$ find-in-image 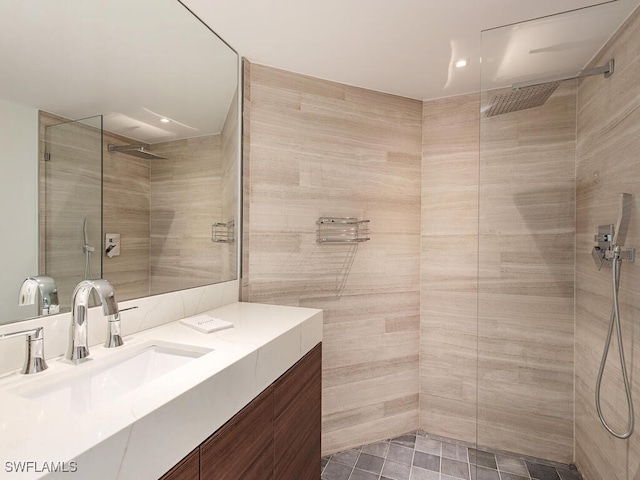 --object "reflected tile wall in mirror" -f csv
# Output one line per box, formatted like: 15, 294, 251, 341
0, 0, 240, 325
